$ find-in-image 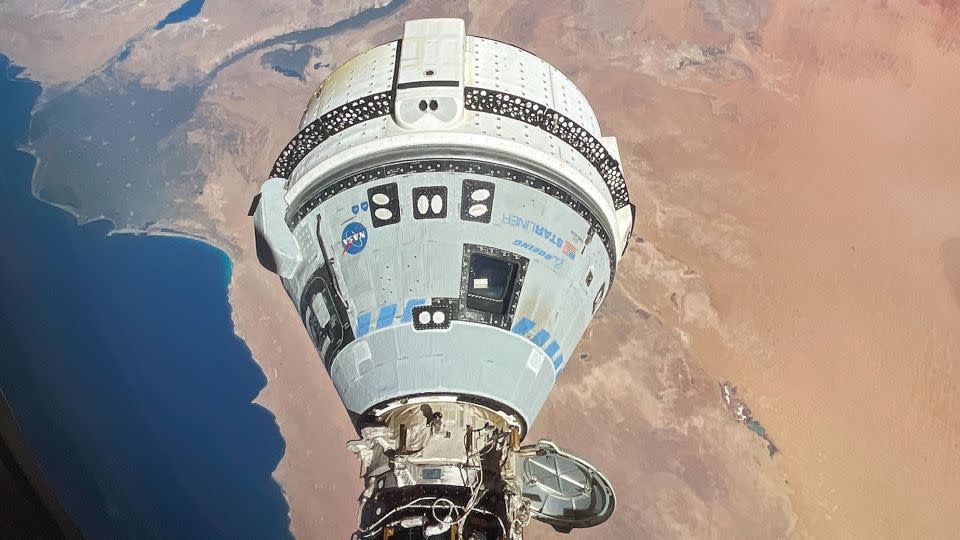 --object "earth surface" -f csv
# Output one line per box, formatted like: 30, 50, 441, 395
2, 0, 959, 538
